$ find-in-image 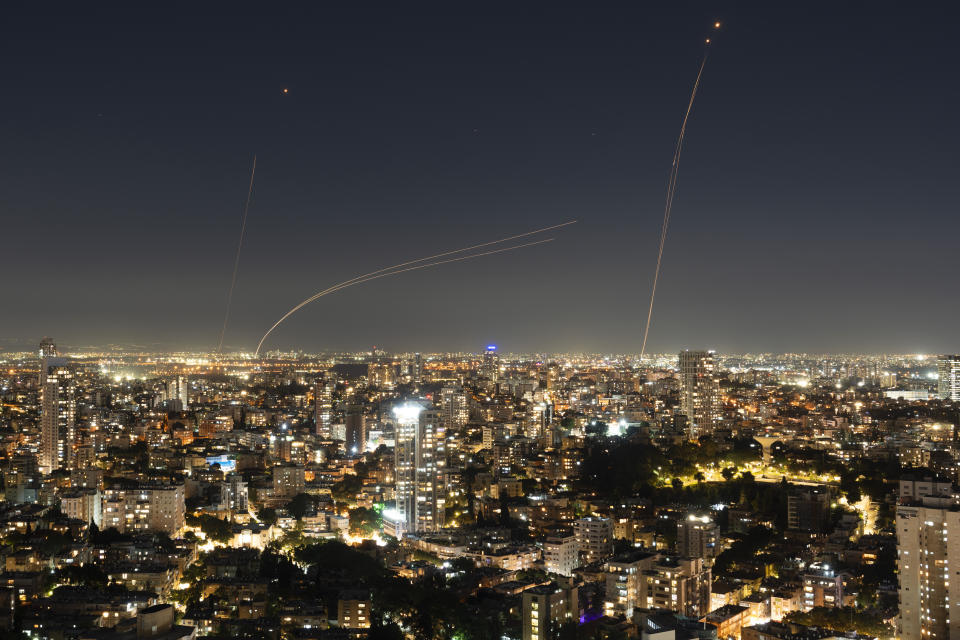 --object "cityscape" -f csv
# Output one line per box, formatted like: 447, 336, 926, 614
4, 3, 959, 640
0, 343, 957, 639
